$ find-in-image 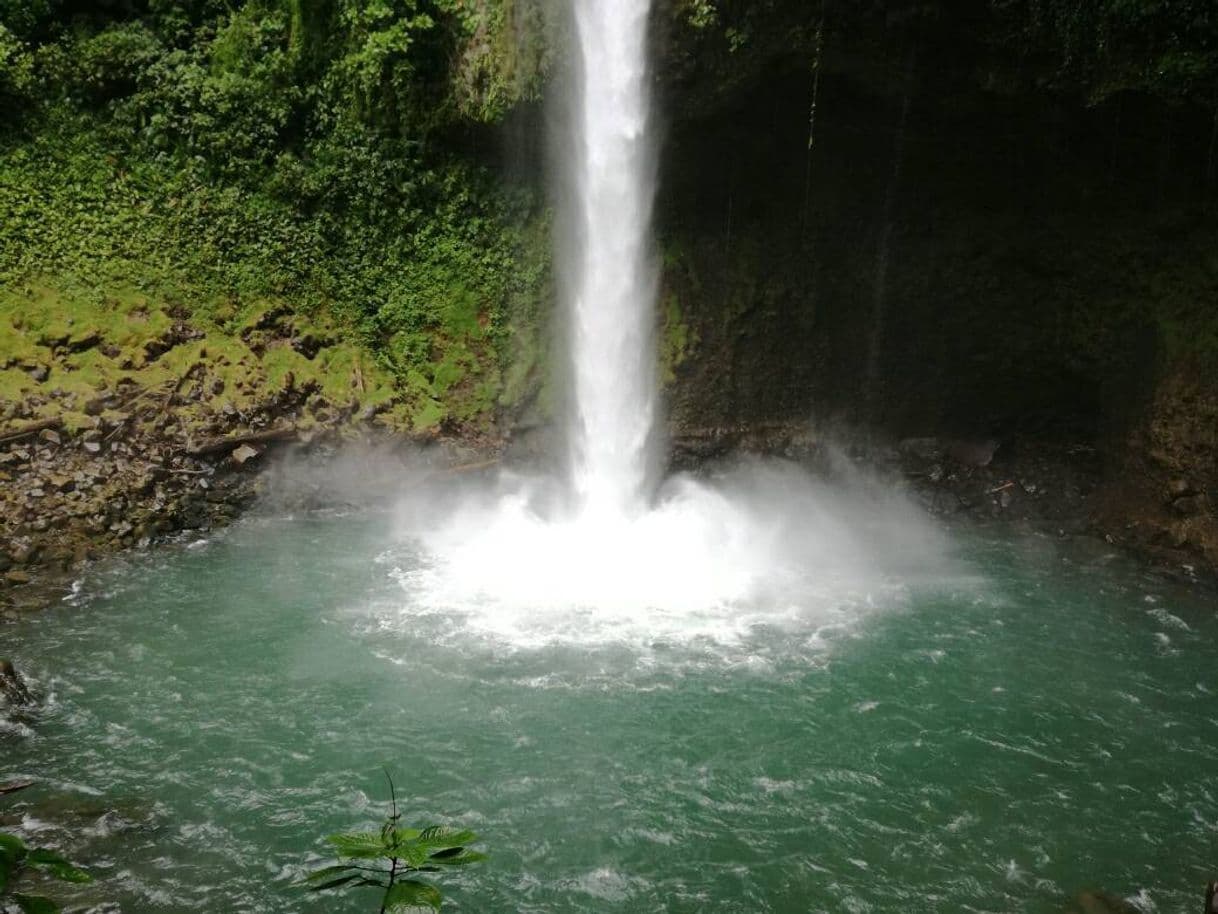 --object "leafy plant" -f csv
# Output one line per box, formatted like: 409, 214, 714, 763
306, 775, 485, 913
0, 832, 92, 914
